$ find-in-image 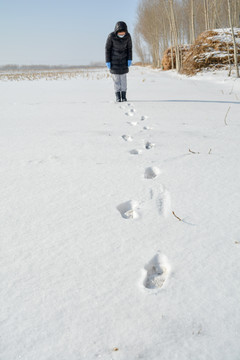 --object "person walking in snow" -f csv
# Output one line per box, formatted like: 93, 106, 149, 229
105, 21, 132, 102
